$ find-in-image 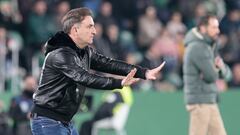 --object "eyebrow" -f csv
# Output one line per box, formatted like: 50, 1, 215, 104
79, 22, 94, 26
88, 24, 95, 28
